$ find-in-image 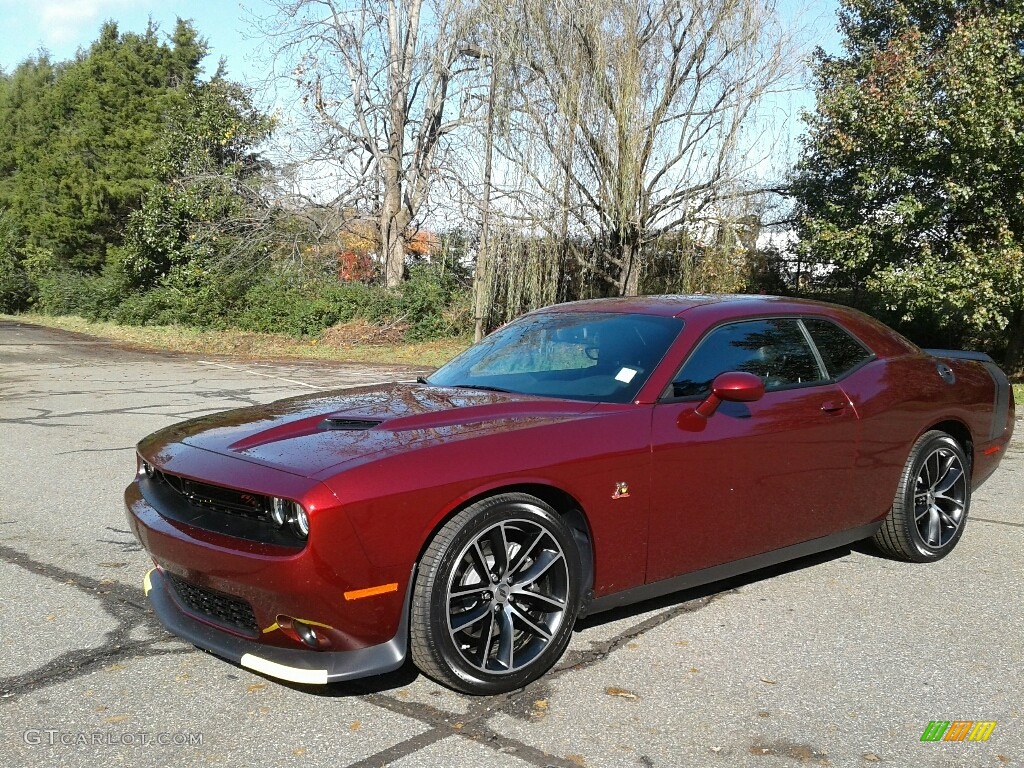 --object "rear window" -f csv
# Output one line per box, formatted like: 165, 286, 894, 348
803, 319, 873, 378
